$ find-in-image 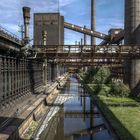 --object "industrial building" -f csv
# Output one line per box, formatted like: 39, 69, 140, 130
34, 13, 64, 46
0, 0, 140, 139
